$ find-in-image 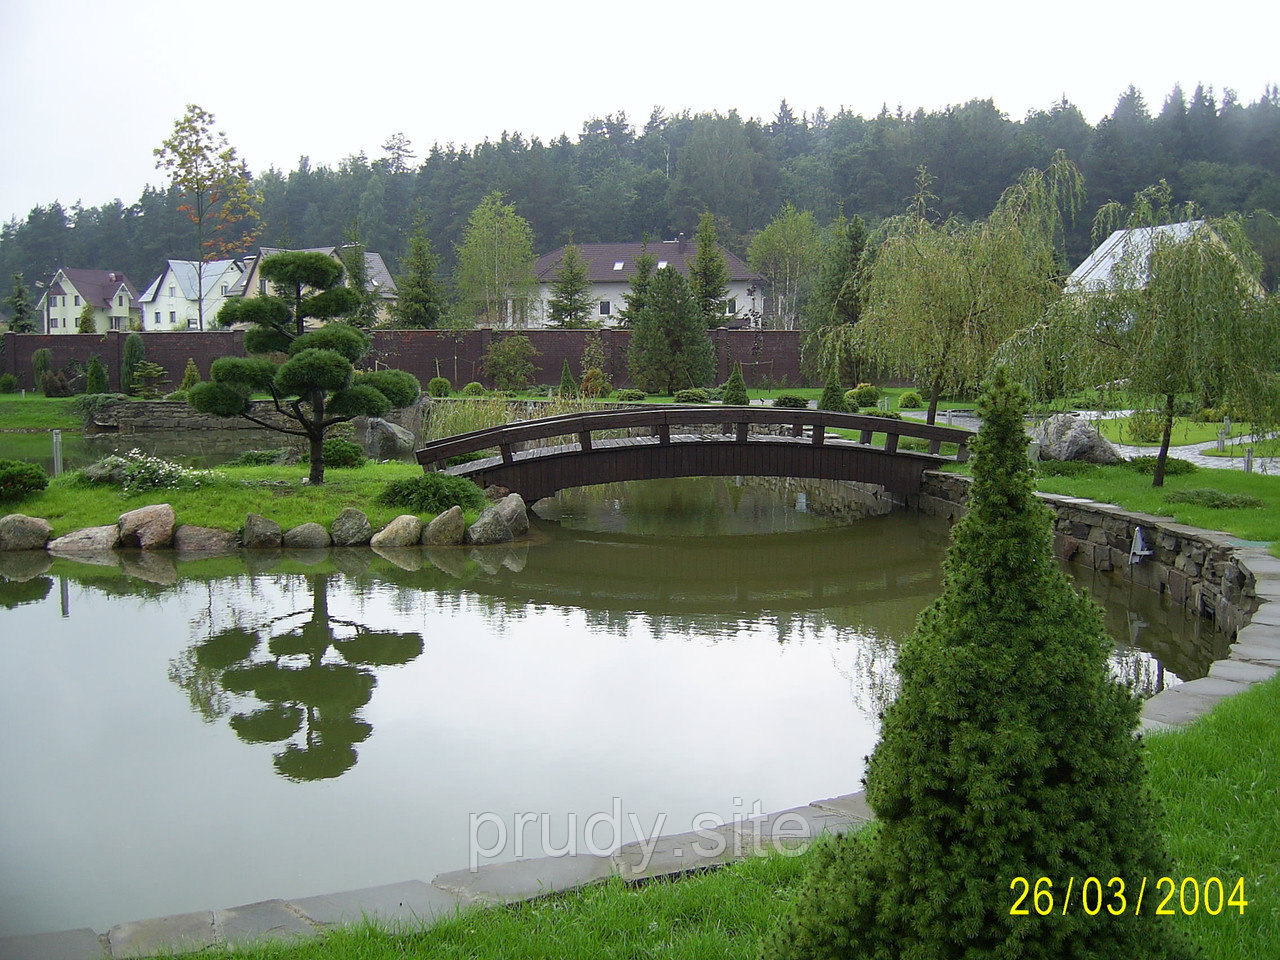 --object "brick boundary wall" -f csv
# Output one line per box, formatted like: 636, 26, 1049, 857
2, 329, 808, 393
